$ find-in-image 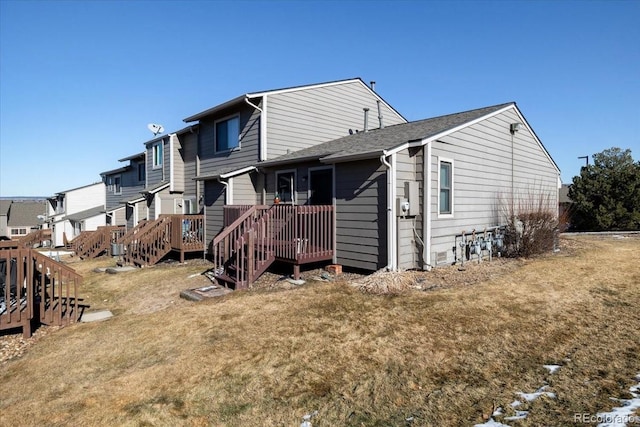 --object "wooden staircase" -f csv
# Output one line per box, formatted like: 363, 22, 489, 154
75, 226, 126, 259
211, 205, 334, 289
0, 229, 51, 250
121, 215, 204, 267
0, 249, 82, 338
211, 206, 274, 289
